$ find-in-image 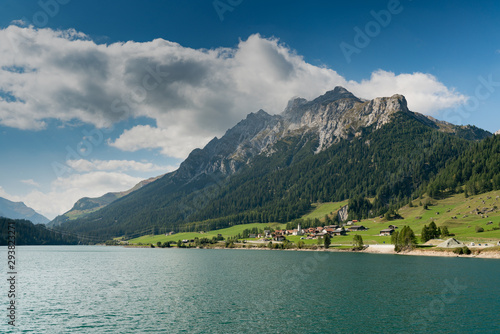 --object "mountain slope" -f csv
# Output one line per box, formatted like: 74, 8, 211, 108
427, 133, 500, 197
58, 87, 491, 241
0, 197, 49, 224
48, 174, 164, 227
